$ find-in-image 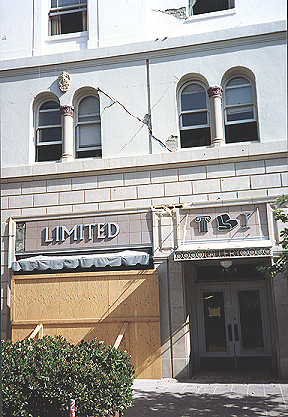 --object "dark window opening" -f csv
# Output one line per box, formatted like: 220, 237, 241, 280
49, 0, 87, 35
179, 83, 211, 148
37, 144, 62, 162
224, 77, 258, 143
180, 127, 211, 148
76, 149, 102, 159
192, 0, 234, 15
225, 121, 258, 143
76, 95, 102, 159
36, 100, 62, 162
